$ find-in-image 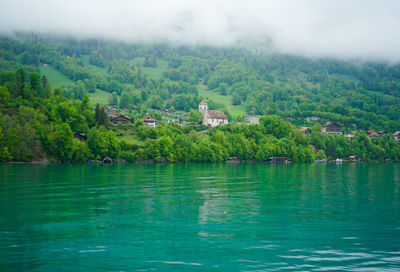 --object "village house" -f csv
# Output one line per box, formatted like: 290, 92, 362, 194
322, 122, 342, 135
378, 131, 388, 137
301, 127, 311, 135
199, 101, 228, 127
73, 132, 87, 141
367, 130, 378, 137
244, 115, 259, 125
305, 116, 321, 122
394, 131, 400, 141
110, 115, 130, 124
143, 113, 157, 127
